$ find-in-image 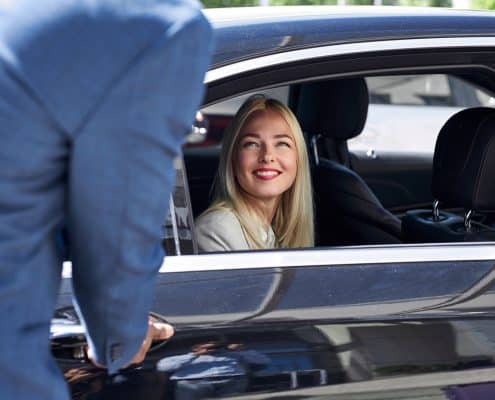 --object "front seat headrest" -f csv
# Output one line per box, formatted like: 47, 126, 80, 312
432, 107, 495, 212
296, 78, 369, 140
